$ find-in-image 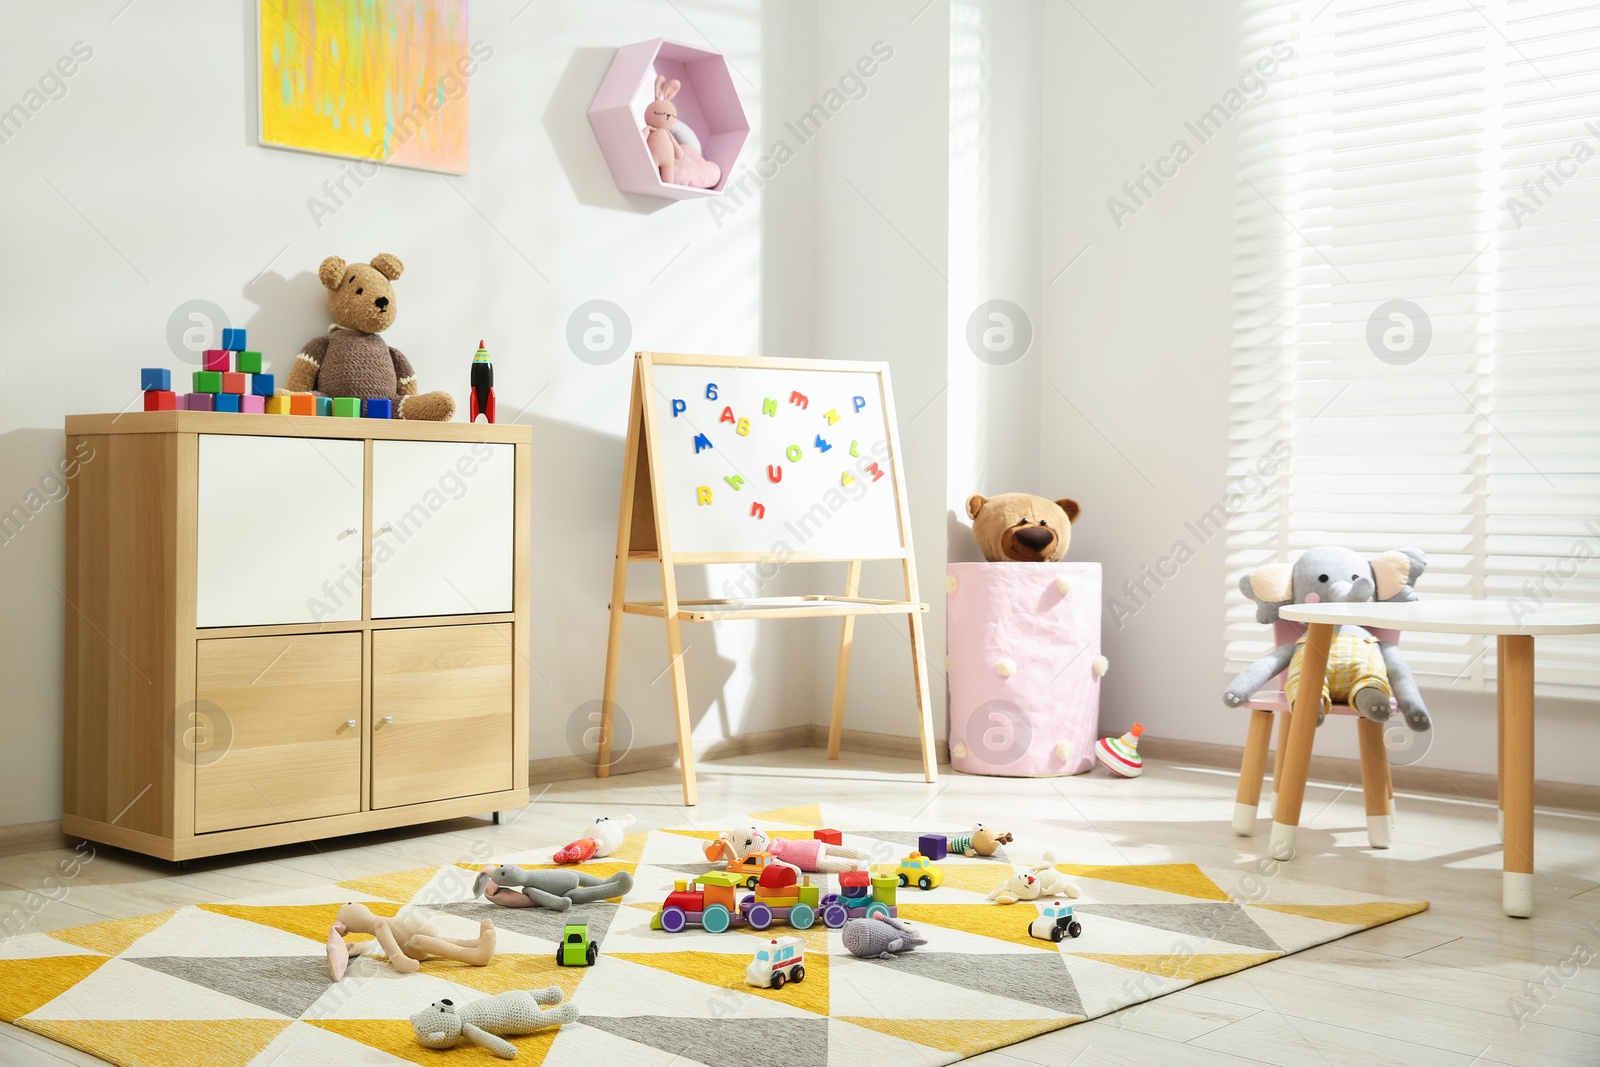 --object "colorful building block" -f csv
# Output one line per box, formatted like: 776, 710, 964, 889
221, 327, 247, 351
183, 393, 213, 411
265, 395, 292, 415
364, 397, 392, 419
221, 372, 247, 395
143, 389, 177, 411
331, 397, 359, 418
234, 350, 262, 374
240, 394, 266, 414
192, 370, 222, 393
213, 393, 241, 413
814, 829, 842, 845
202, 350, 230, 372
250, 372, 275, 396
140, 368, 171, 391
870, 874, 899, 907
314, 396, 333, 416
289, 394, 315, 416
917, 834, 948, 861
